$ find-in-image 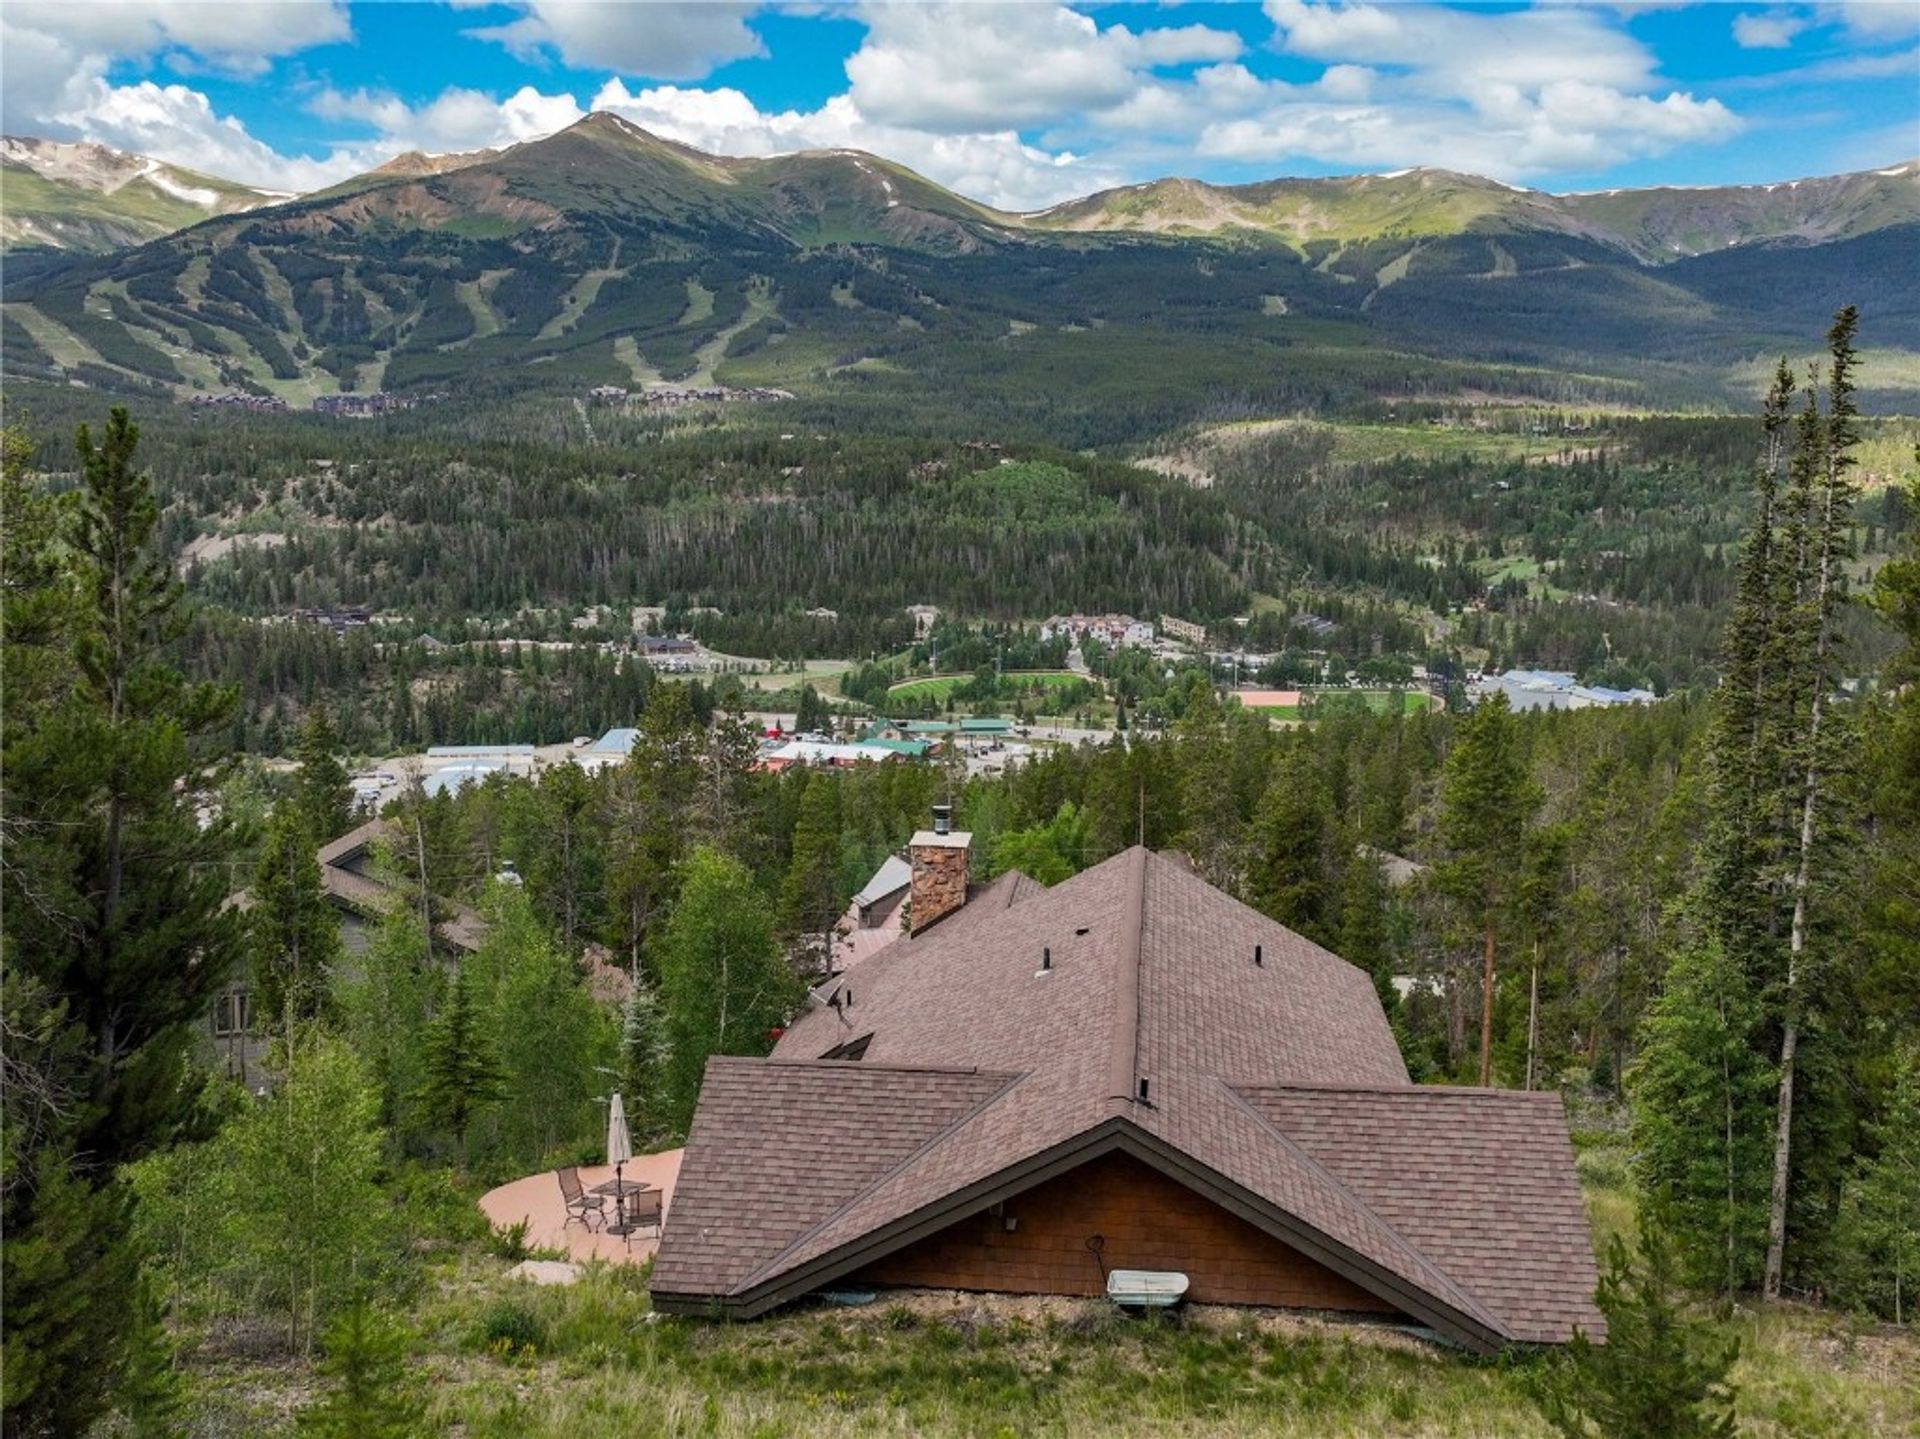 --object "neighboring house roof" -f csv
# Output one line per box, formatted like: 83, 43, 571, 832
652, 847, 1600, 1349
592, 727, 639, 754
317, 819, 485, 954
853, 855, 912, 910
1356, 843, 1430, 889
